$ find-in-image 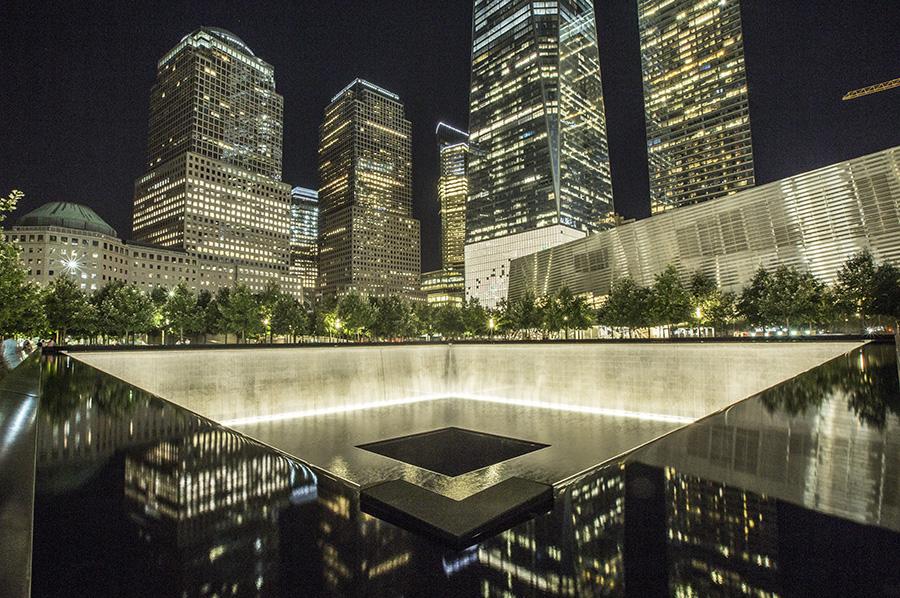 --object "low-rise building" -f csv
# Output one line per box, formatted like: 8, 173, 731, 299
5, 201, 210, 291
420, 269, 465, 307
